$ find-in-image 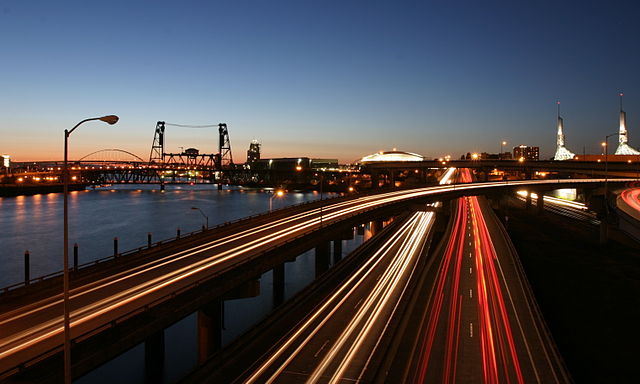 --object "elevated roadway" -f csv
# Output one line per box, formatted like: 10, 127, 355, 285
0, 177, 631, 381
382, 170, 570, 383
